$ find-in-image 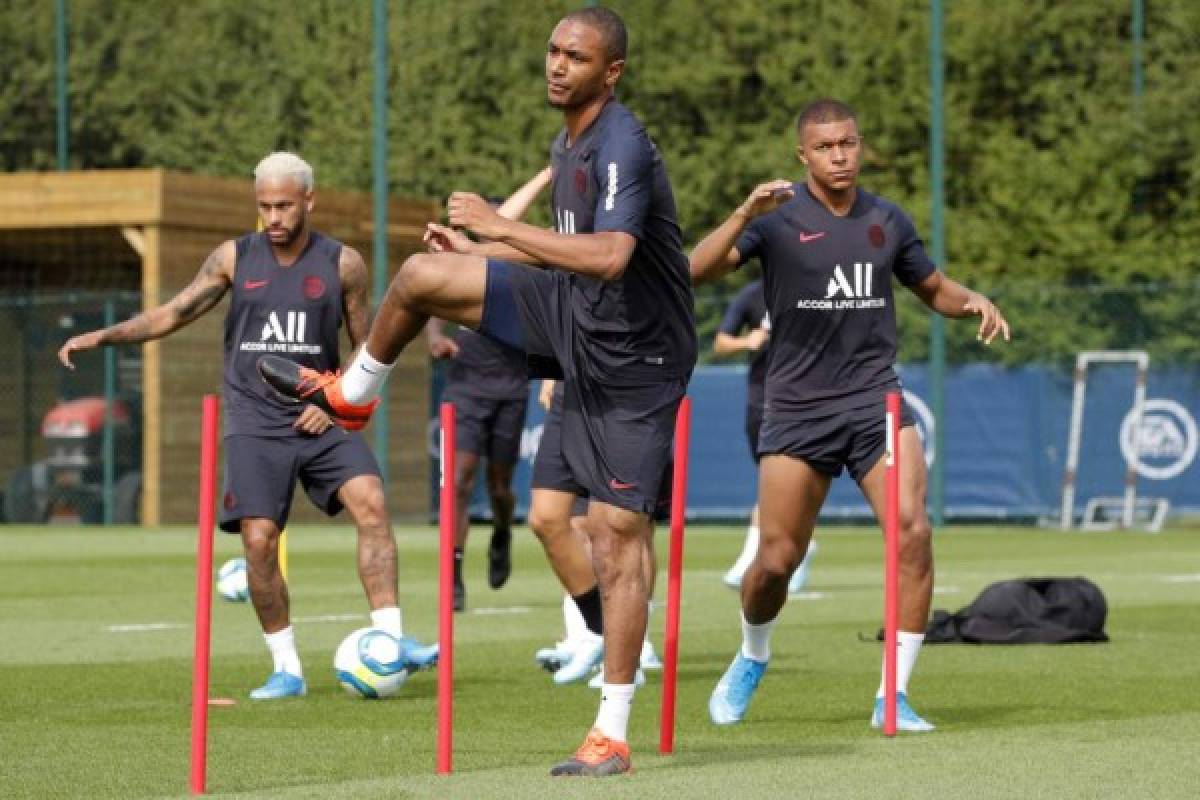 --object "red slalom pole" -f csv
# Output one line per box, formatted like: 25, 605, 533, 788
436, 402, 456, 775
189, 394, 219, 794
883, 391, 901, 737
659, 396, 691, 754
